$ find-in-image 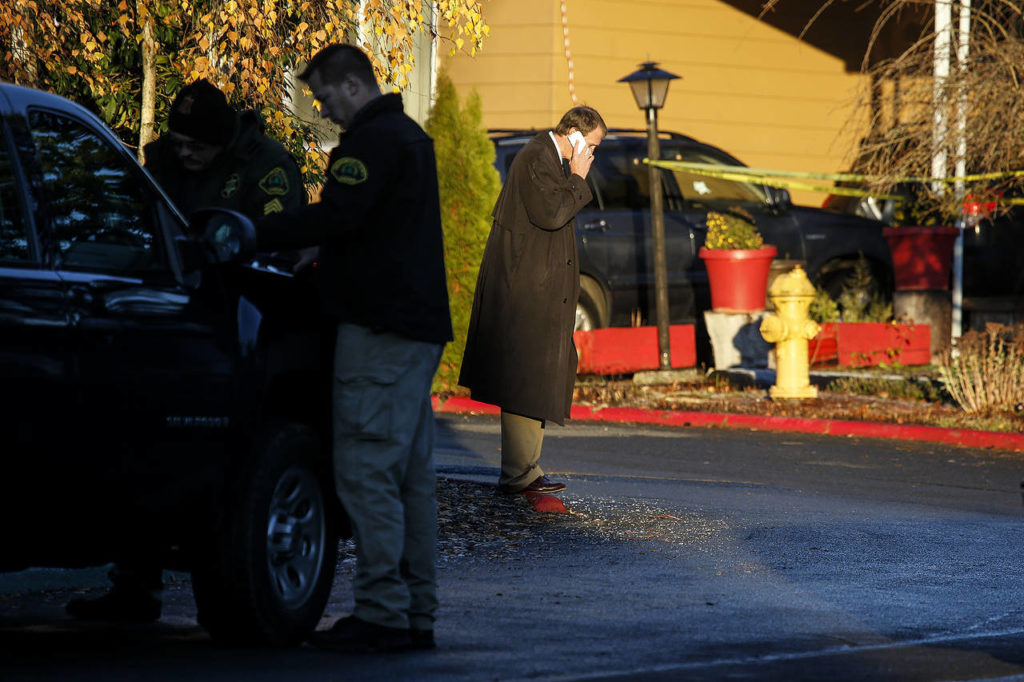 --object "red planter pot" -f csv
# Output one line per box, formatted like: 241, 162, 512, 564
882, 225, 958, 291
699, 245, 777, 313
